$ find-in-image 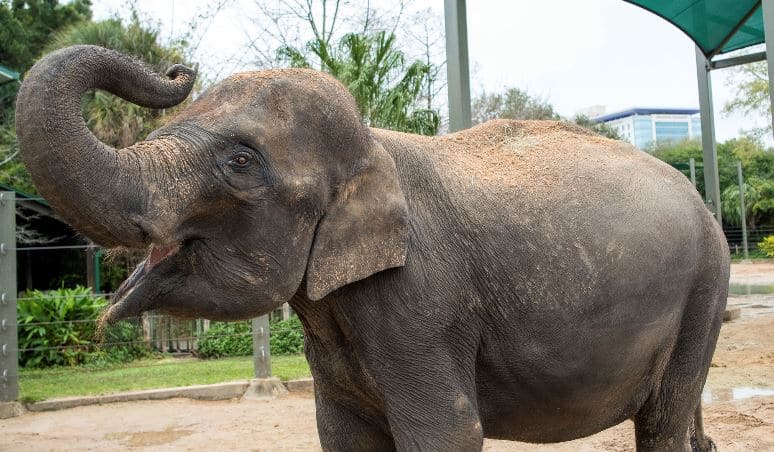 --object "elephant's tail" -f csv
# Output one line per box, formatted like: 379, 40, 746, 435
690, 401, 717, 452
